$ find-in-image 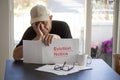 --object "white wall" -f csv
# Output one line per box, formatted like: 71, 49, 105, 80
0, 0, 10, 80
